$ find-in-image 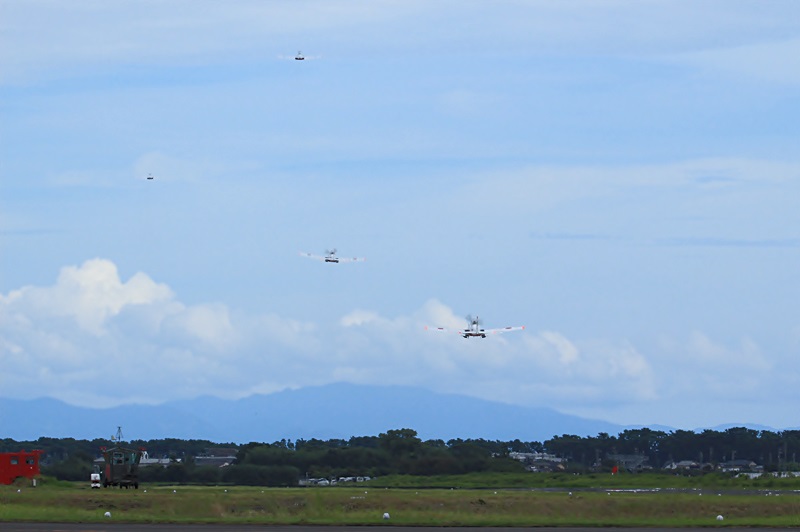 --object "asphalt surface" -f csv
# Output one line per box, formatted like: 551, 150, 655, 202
1, 527, 798, 532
